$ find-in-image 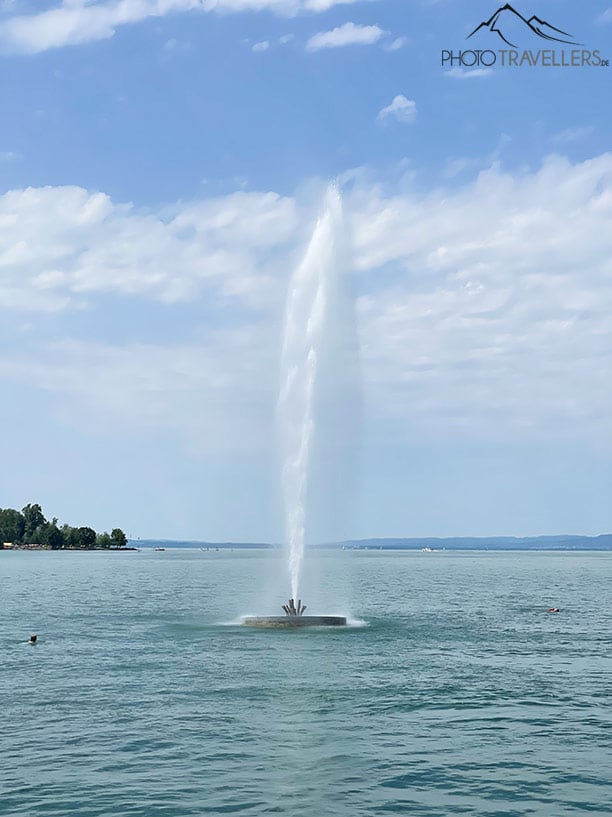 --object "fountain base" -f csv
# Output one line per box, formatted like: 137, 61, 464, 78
242, 615, 347, 628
